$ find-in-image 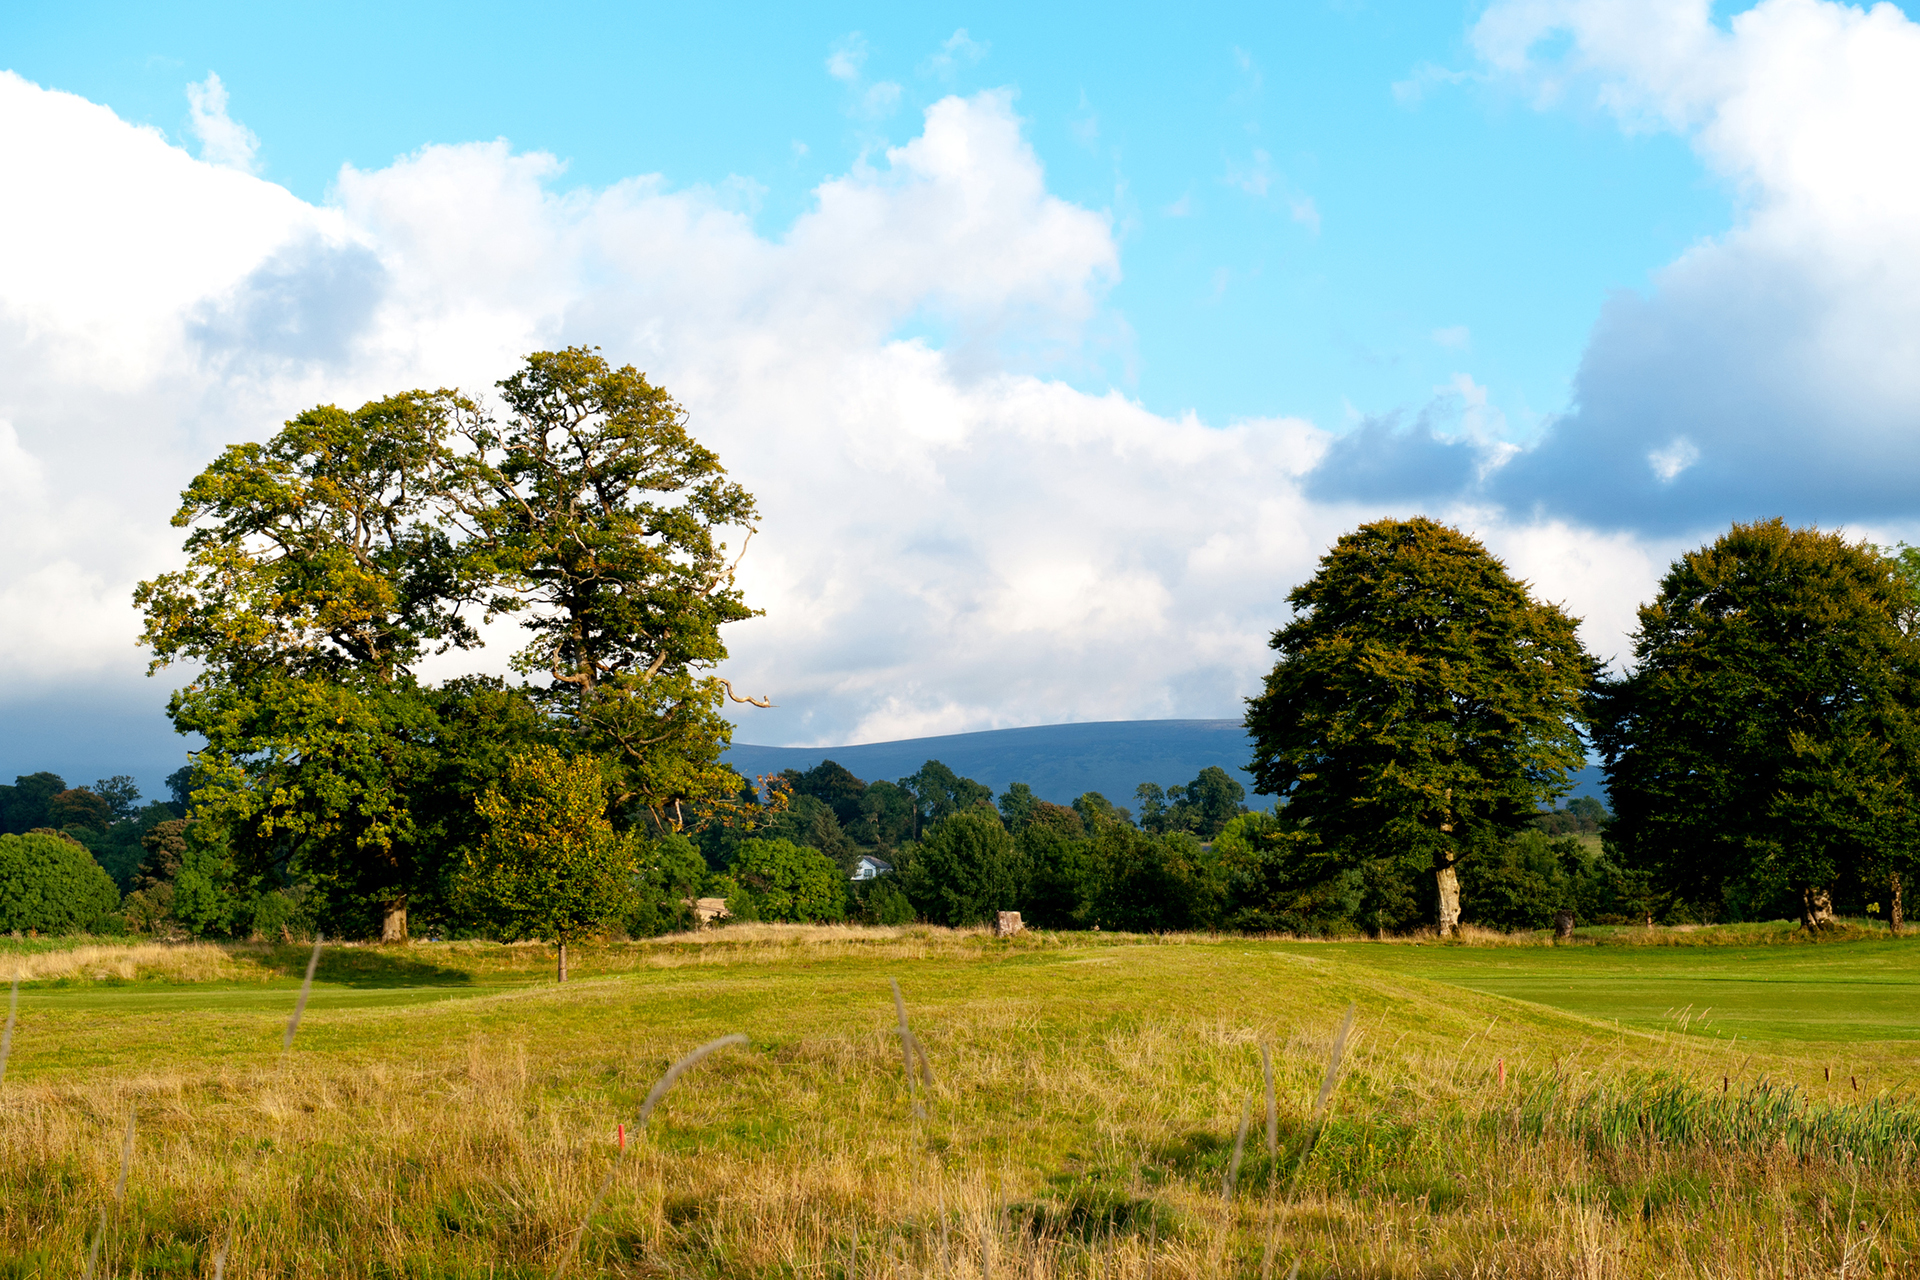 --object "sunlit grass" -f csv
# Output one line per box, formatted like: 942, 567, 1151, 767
2, 925, 1918, 1276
